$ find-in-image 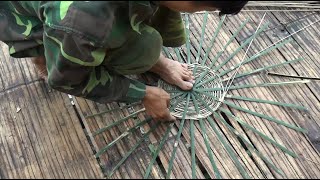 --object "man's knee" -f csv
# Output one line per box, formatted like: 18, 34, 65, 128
106, 27, 163, 75
137, 28, 163, 70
